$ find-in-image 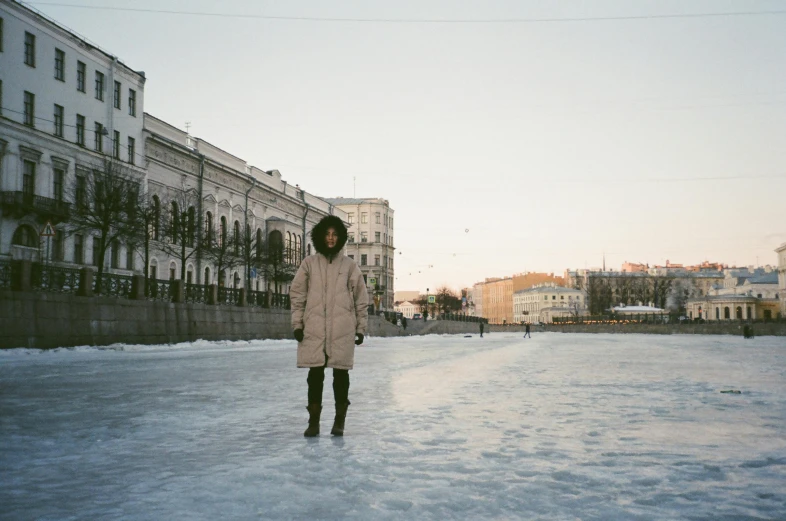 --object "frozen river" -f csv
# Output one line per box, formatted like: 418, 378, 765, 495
1, 333, 785, 520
